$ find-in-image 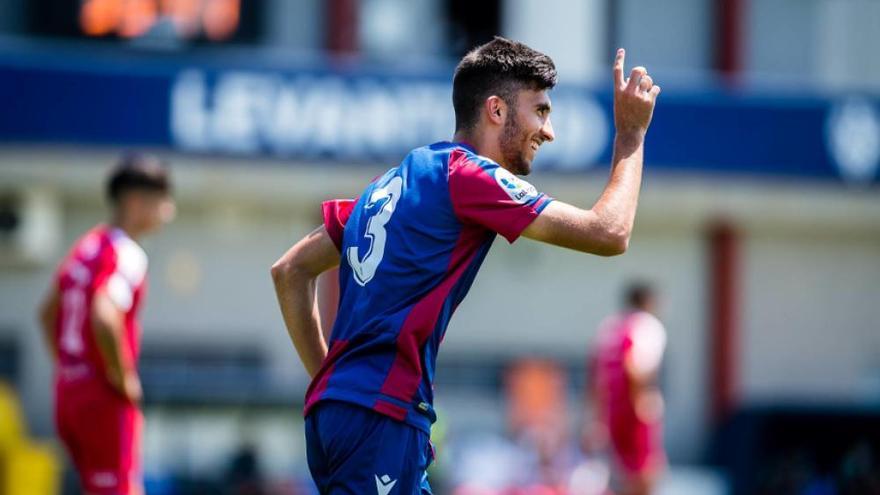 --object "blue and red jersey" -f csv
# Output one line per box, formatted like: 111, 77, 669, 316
305, 141, 553, 433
